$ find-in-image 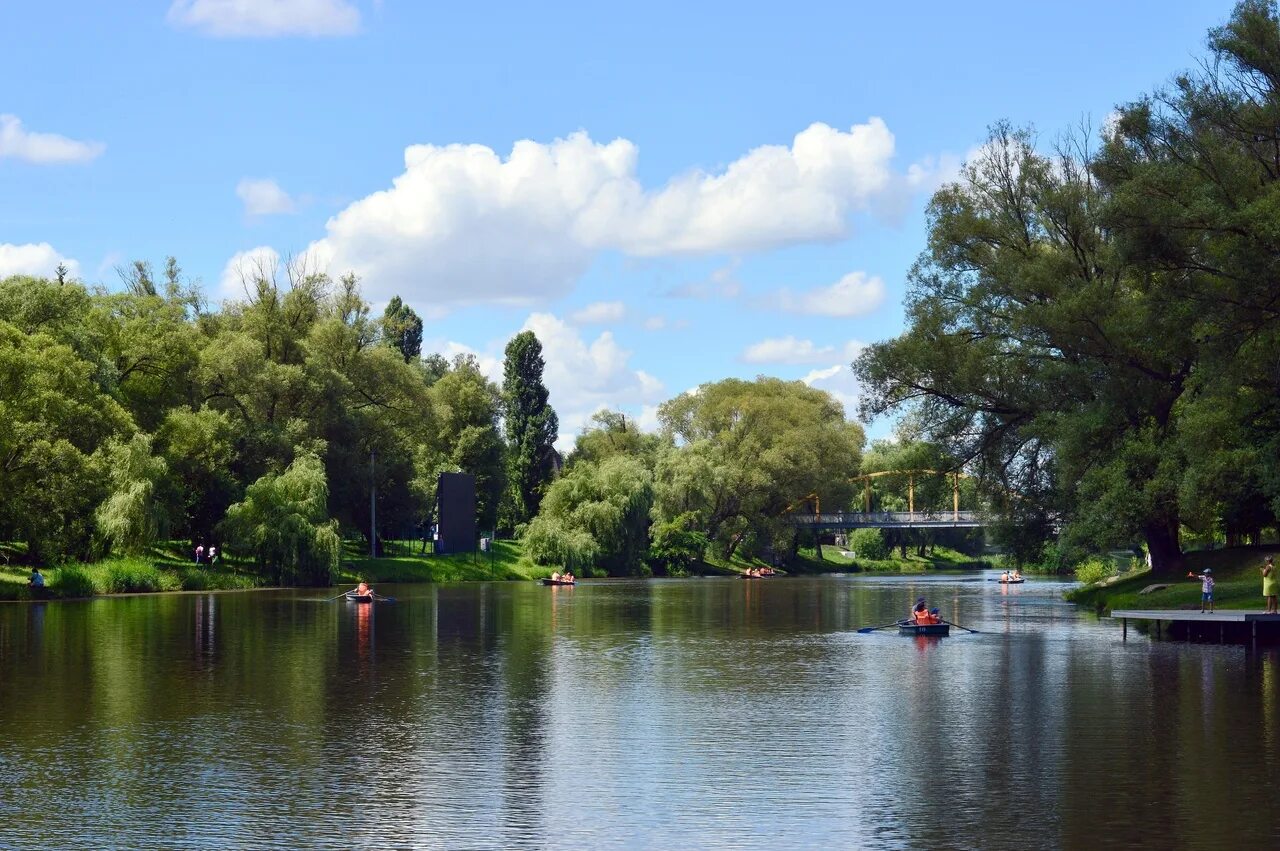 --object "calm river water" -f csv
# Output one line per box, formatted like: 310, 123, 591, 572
1, 574, 1278, 849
